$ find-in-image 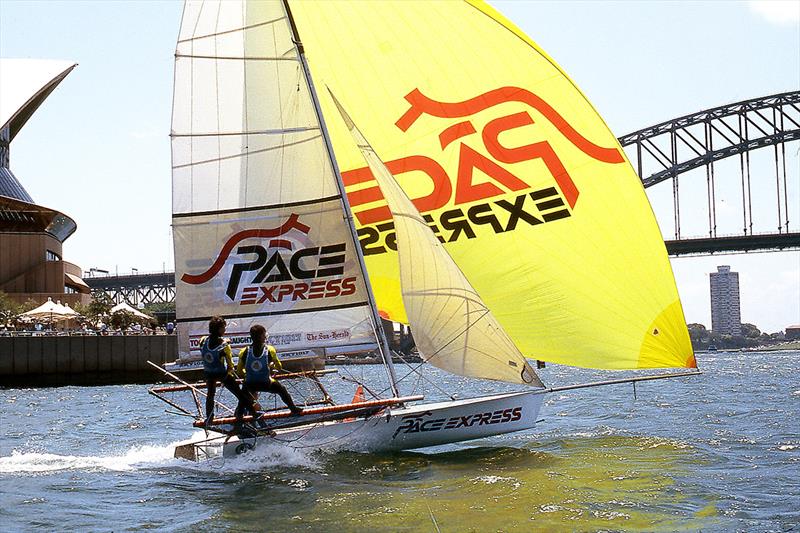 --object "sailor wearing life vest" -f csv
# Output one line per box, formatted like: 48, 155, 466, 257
200, 316, 251, 427
235, 324, 303, 420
